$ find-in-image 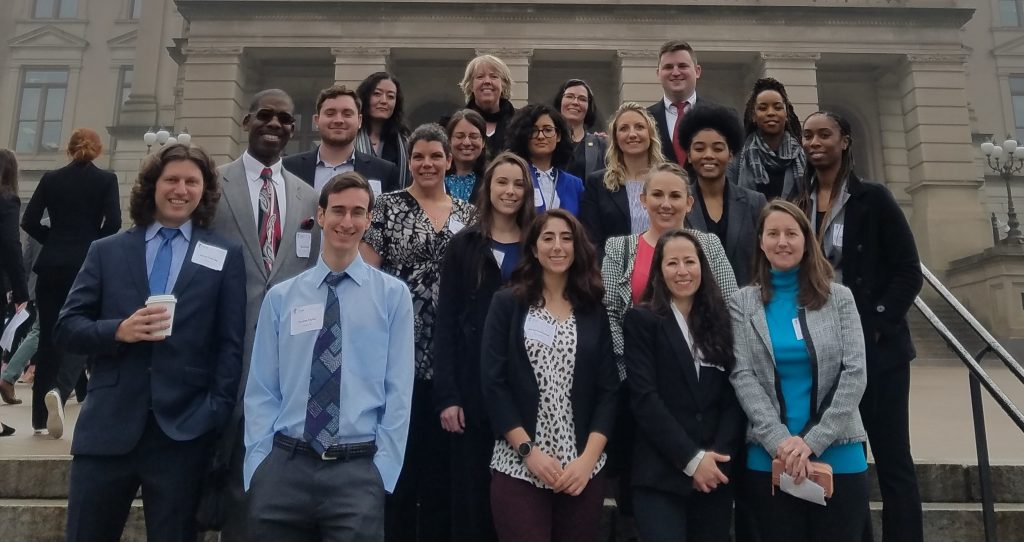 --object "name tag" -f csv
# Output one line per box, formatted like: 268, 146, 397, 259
296, 232, 312, 258
368, 179, 382, 197
524, 314, 557, 348
291, 303, 324, 335
191, 242, 227, 271
792, 318, 804, 341
492, 248, 505, 268
449, 217, 465, 234
832, 224, 844, 248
